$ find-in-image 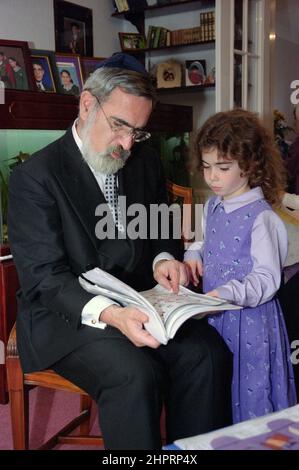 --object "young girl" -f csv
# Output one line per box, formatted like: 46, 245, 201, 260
184, 109, 297, 423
